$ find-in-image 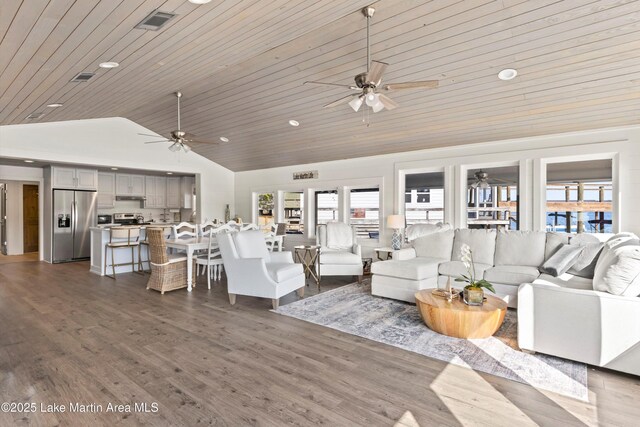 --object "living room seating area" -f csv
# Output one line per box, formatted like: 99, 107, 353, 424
371, 225, 640, 376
